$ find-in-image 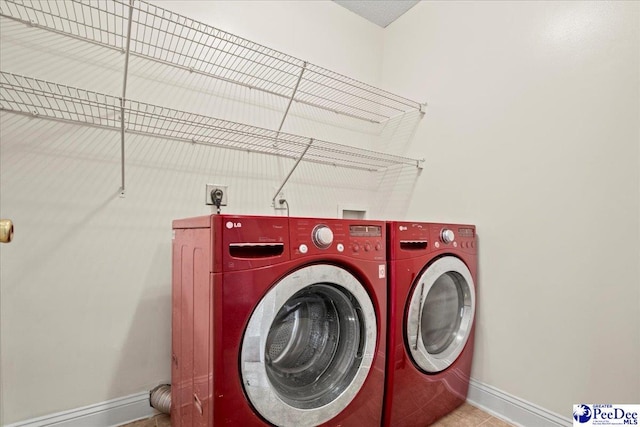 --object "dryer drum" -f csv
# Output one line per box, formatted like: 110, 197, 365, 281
265, 284, 362, 407
421, 272, 465, 354
406, 256, 475, 373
